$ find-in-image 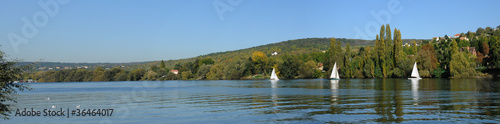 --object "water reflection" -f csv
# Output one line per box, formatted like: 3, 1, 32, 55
6, 79, 500, 123
330, 80, 339, 105
411, 79, 419, 106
